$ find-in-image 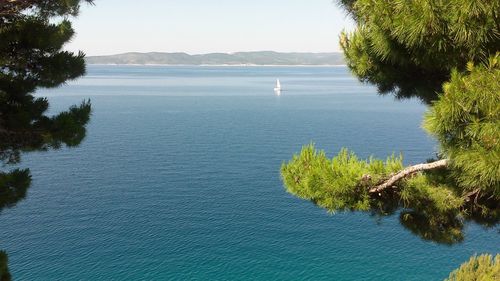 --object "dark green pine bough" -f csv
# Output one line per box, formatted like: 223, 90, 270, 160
0, 1, 93, 279
281, 0, 500, 253
0, 0, 93, 209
